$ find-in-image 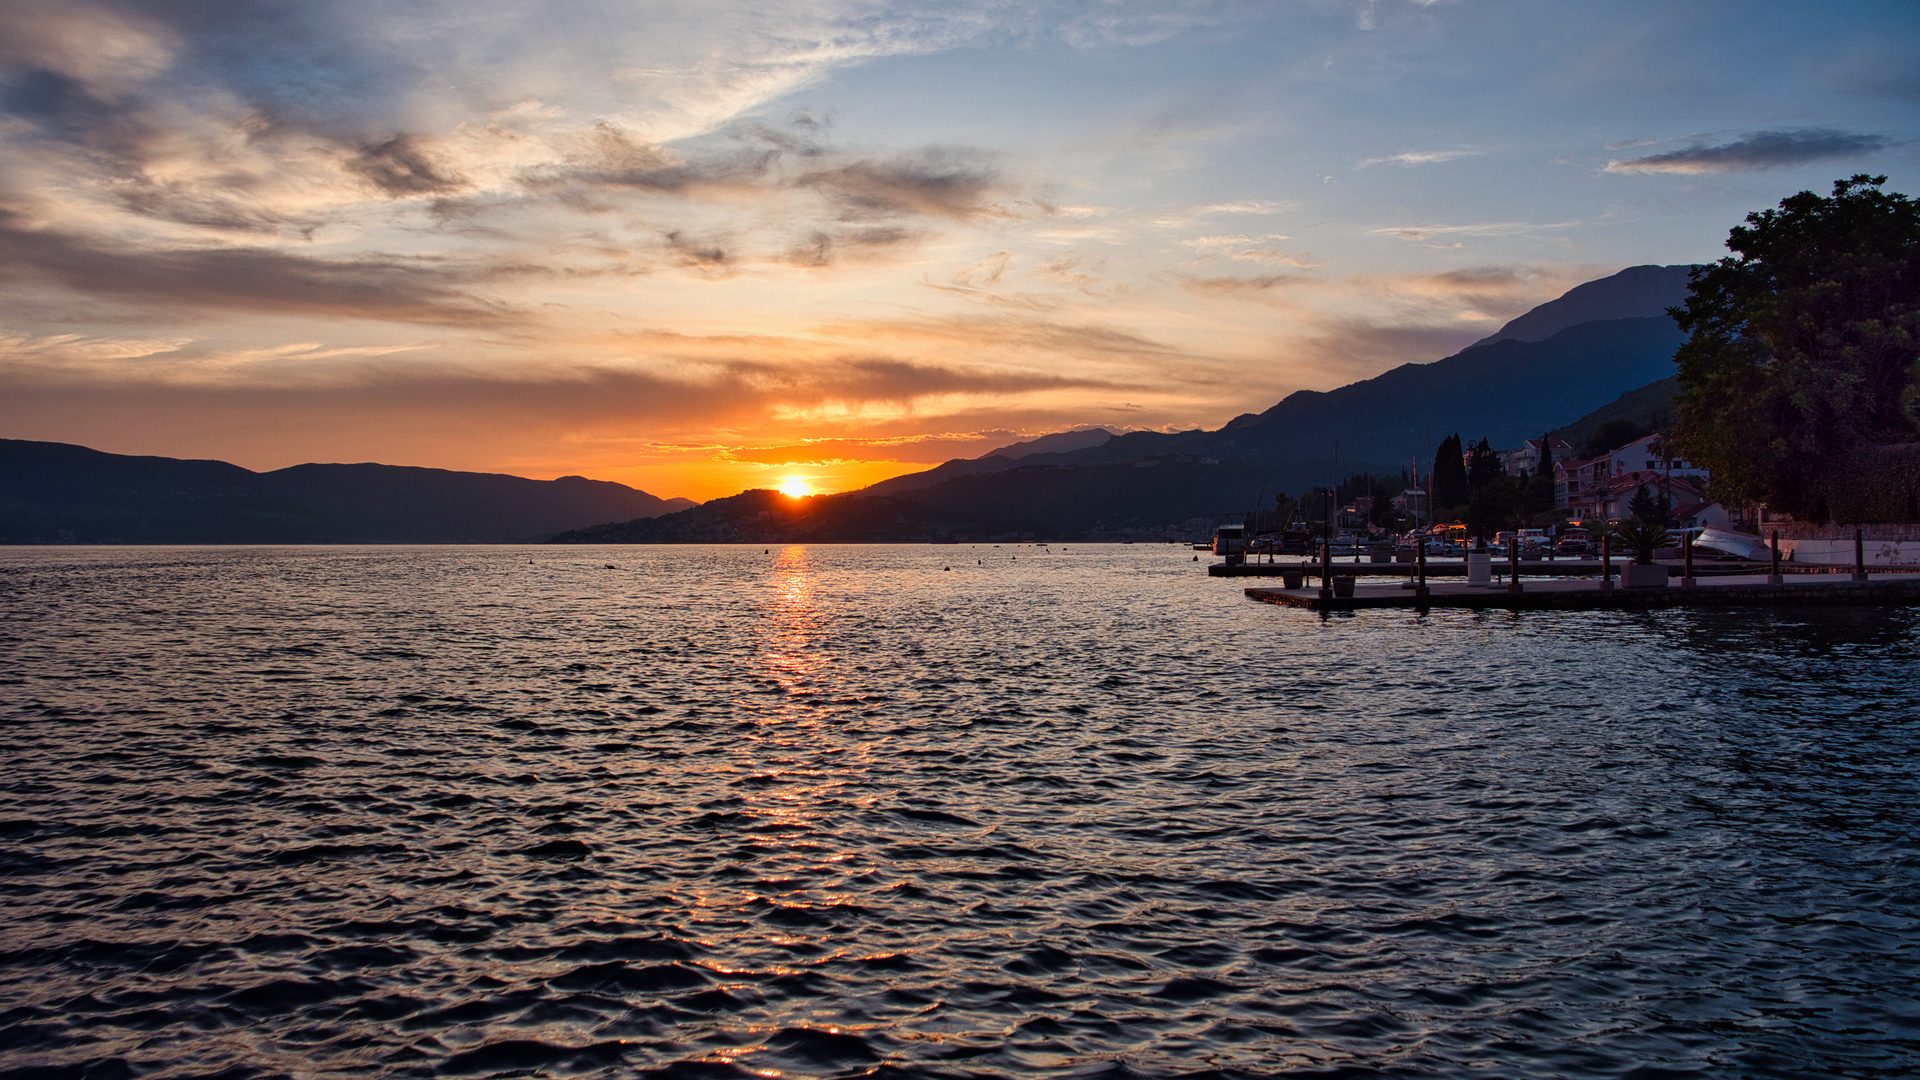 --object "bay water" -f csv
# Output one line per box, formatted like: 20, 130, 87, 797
2, 544, 1916, 1078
